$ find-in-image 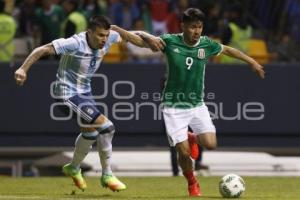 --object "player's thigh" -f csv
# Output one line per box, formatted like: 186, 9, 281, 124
197, 132, 217, 150
58, 93, 101, 126
189, 104, 217, 149
163, 107, 192, 146
189, 104, 216, 134
80, 114, 112, 133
